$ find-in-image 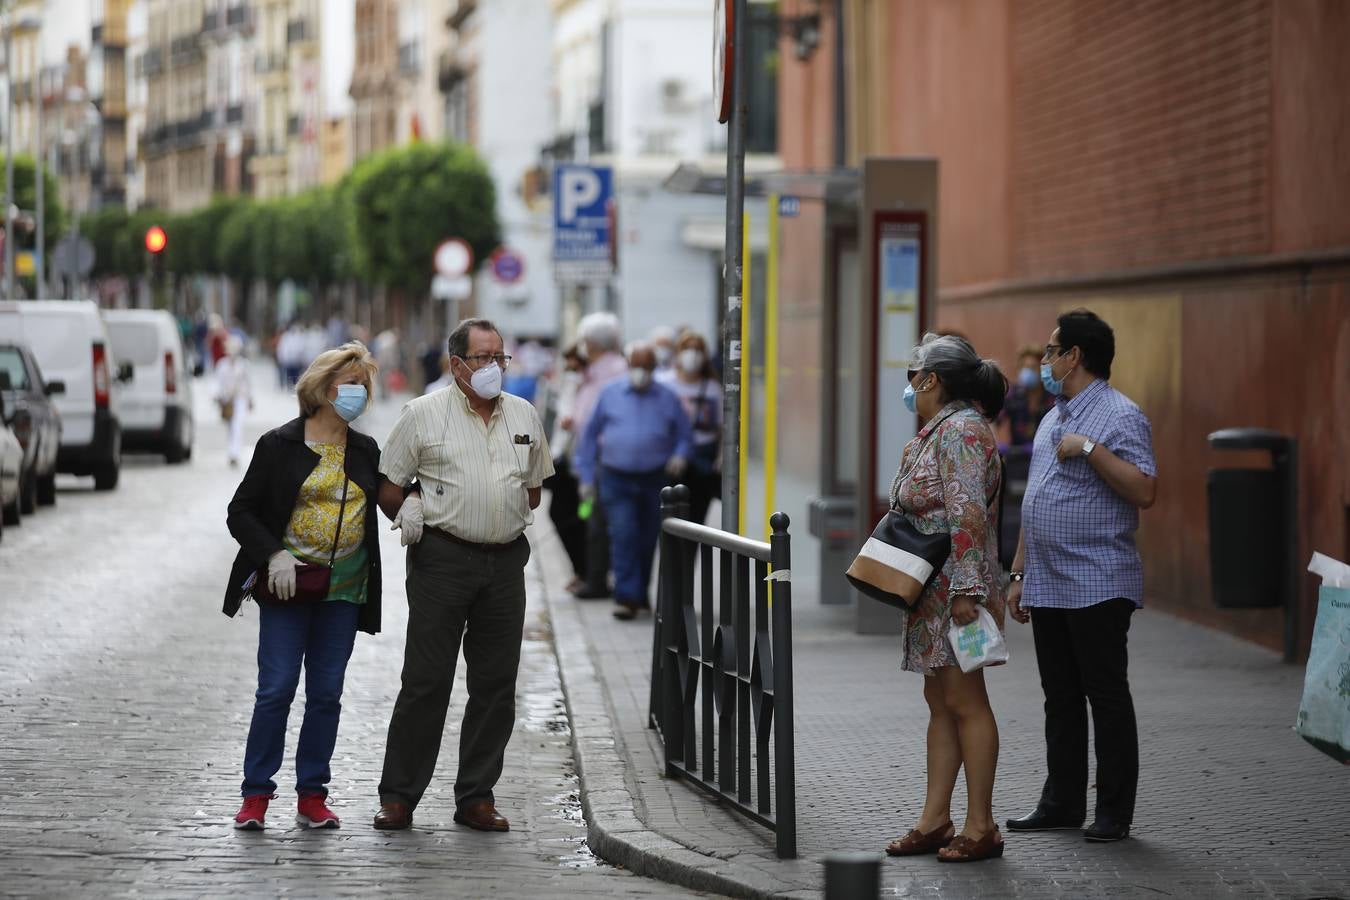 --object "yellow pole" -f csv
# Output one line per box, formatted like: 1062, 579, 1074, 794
738, 211, 752, 535
763, 196, 779, 540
